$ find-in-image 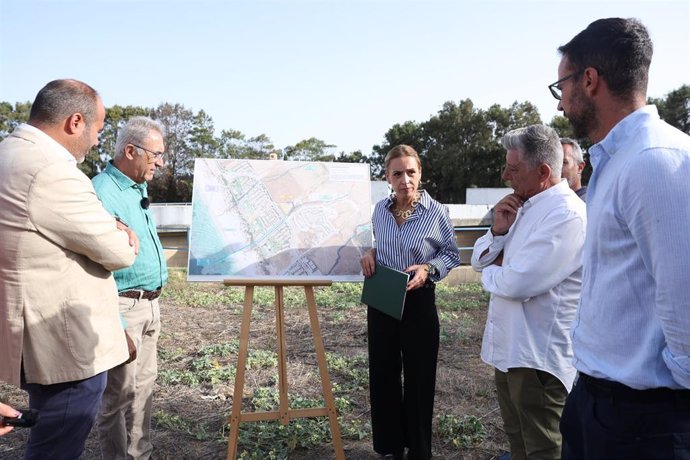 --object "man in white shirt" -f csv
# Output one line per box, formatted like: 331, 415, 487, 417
471, 124, 586, 460
551, 18, 690, 459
